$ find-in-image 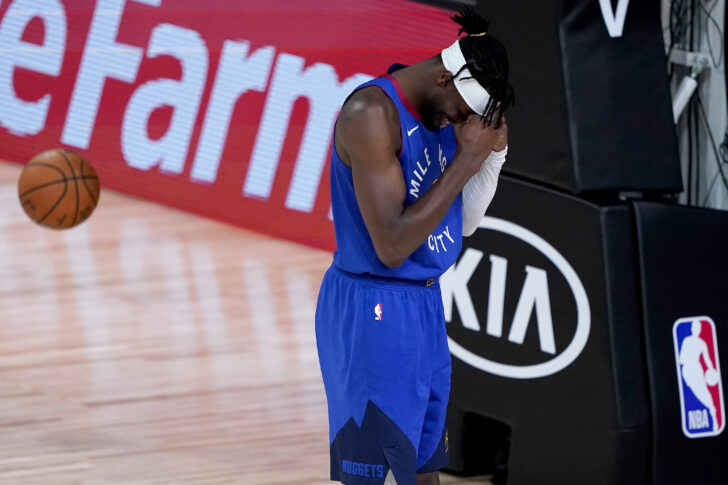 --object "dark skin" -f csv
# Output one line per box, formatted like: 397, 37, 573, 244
335, 59, 507, 484
335, 57, 507, 270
